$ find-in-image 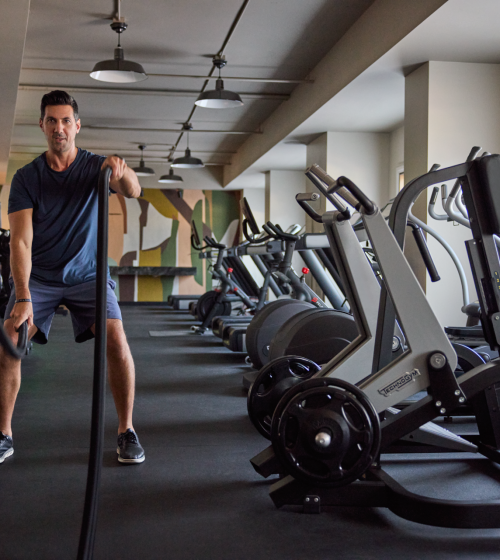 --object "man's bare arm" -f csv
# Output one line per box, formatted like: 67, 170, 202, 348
8, 208, 34, 329
102, 155, 142, 199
